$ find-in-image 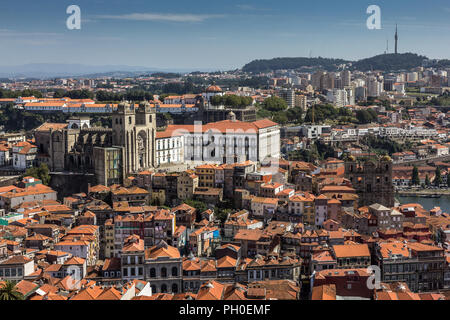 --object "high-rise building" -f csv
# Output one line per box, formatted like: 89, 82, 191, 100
355, 86, 367, 101
278, 89, 295, 108
323, 73, 336, 90
384, 79, 395, 92
341, 70, 351, 87
344, 86, 355, 106
407, 72, 418, 82
334, 78, 343, 89
311, 71, 326, 90
367, 76, 384, 97
326, 89, 348, 108
295, 94, 308, 111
